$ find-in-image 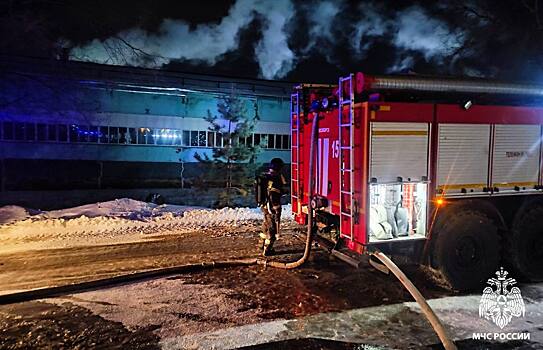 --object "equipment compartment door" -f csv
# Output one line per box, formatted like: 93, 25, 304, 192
491, 124, 541, 192
370, 122, 429, 182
